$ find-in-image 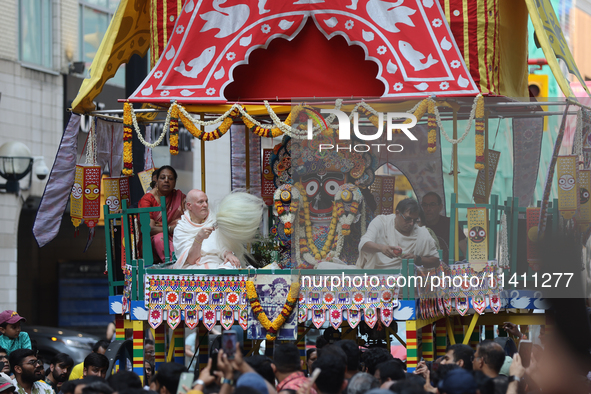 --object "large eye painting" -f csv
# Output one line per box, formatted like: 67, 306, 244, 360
304, 180, 319, 197
324, 180, 341, 196
469, 226, 486, 243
